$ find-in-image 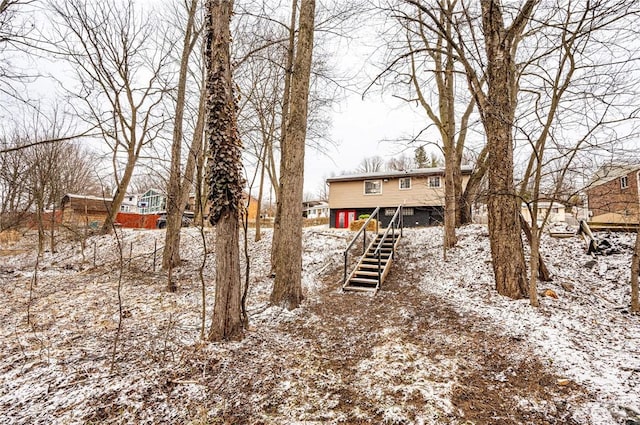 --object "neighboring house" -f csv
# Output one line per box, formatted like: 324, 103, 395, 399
61, 194, 112, 229
120, 193, 140, 213
586, 163, 640, 223
303, 200, 329, 219
521, 201, 566, 225
138, 189, 166, 214
186, 192, 260, 222
326, 166, 473, 228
